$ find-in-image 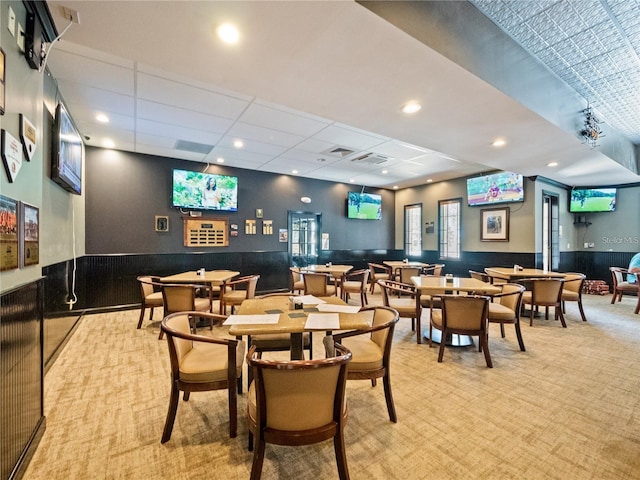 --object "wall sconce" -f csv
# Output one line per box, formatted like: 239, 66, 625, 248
300, 196, 311, 204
